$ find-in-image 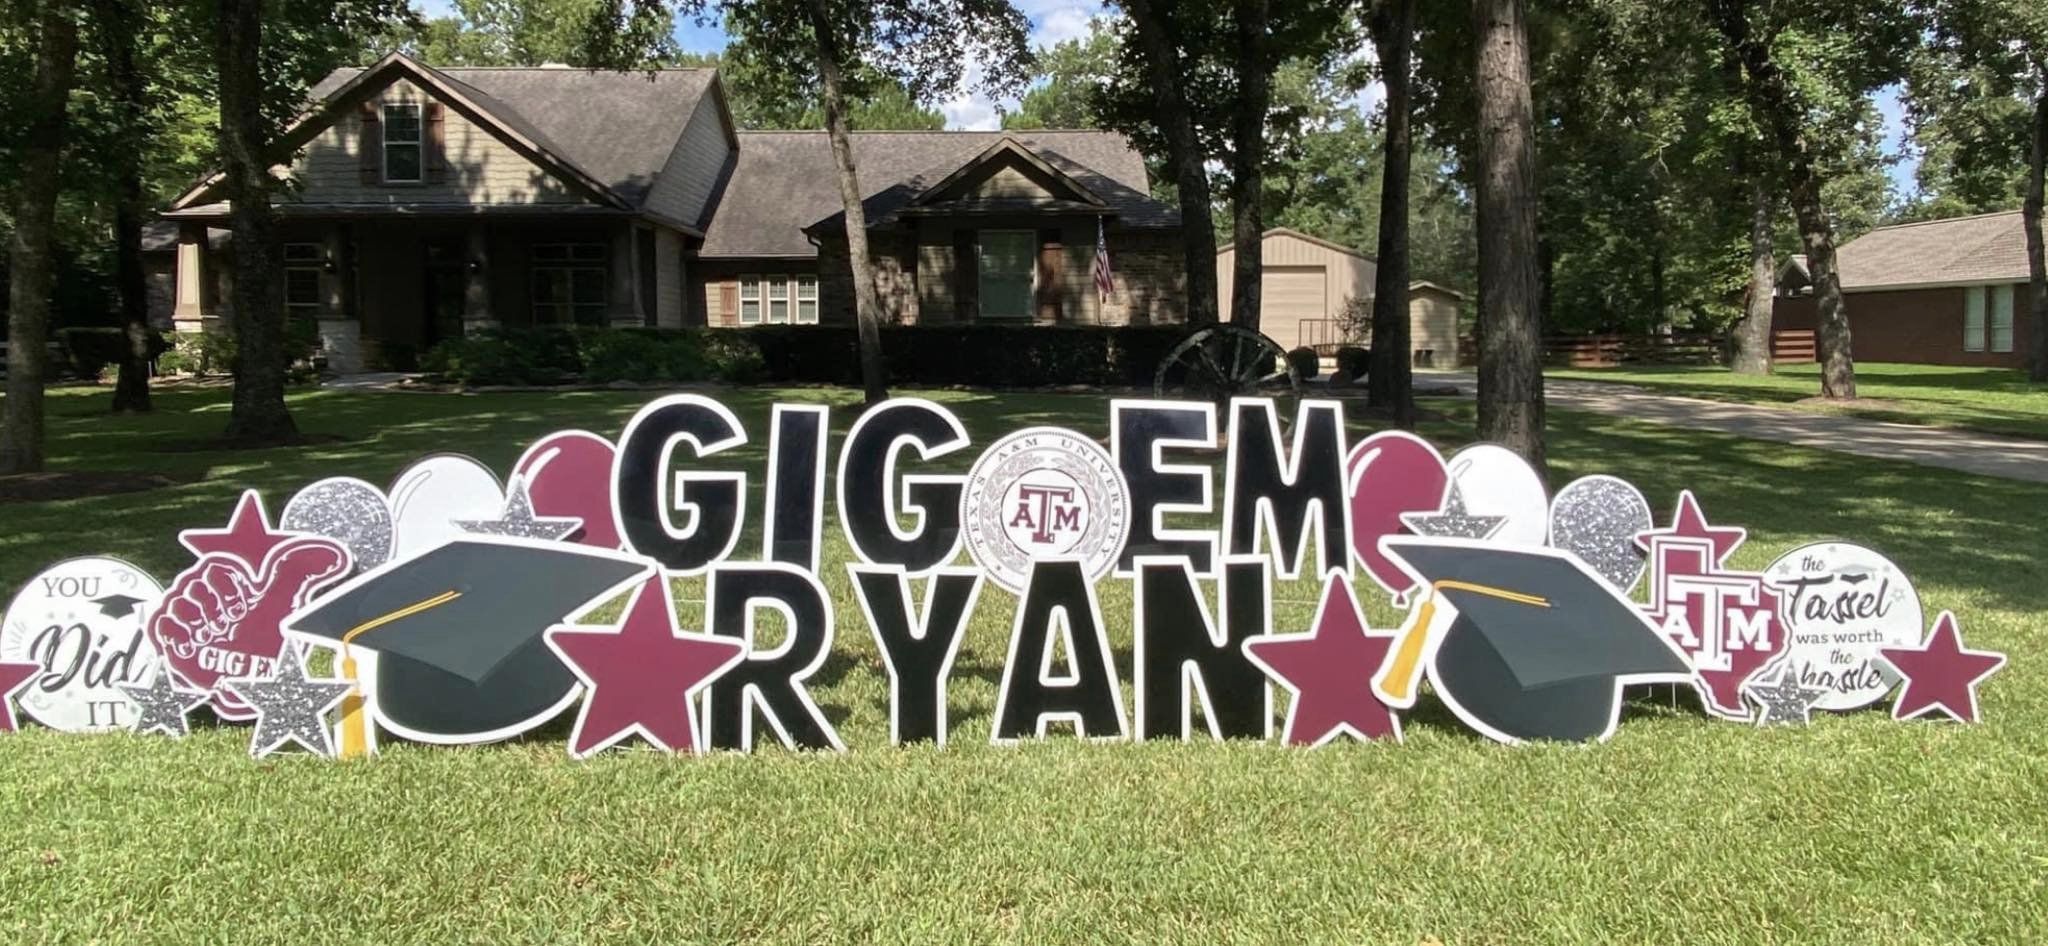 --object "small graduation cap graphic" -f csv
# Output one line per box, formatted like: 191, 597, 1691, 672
1371, 536, 1695, 745
283, 536, 654, 756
